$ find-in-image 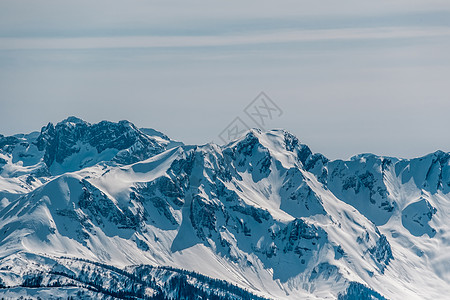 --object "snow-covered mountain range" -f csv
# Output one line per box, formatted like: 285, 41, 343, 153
0, 117, 448, 299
